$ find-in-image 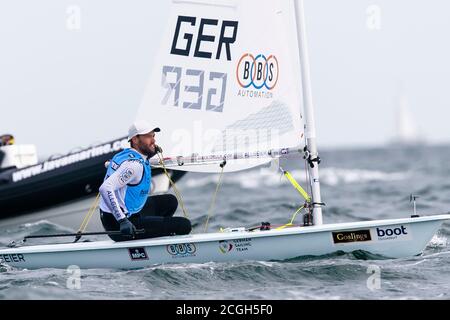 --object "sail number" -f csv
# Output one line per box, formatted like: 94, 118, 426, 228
162, 66, 227, 113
